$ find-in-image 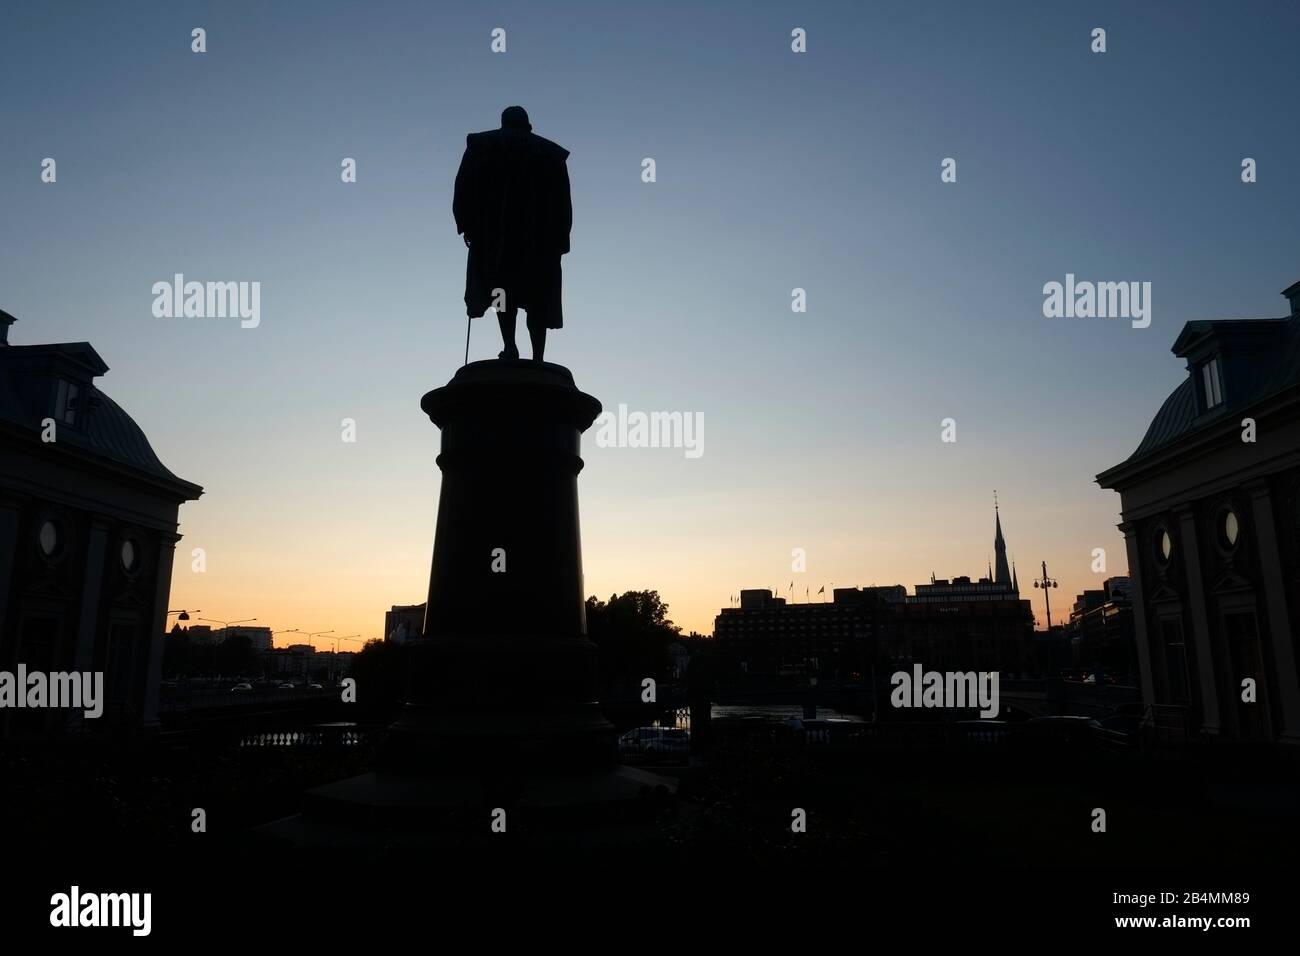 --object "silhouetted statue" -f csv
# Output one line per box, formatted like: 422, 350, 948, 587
454, 106, 572, 362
